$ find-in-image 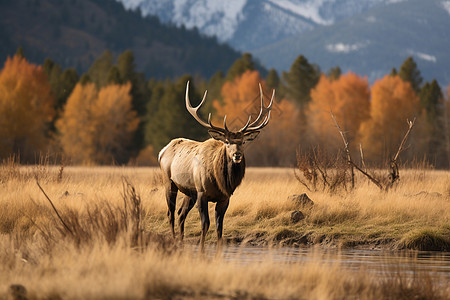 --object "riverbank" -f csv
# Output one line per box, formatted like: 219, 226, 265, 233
1, 165, 449, 299
1, 166, 449, 251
